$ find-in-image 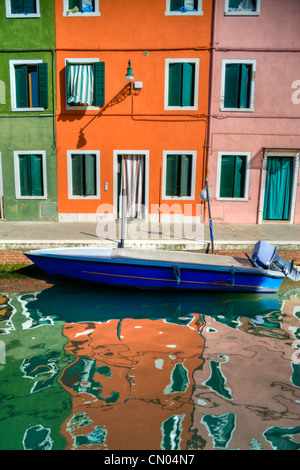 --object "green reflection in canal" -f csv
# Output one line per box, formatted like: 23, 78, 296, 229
0, 267, 299, 450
